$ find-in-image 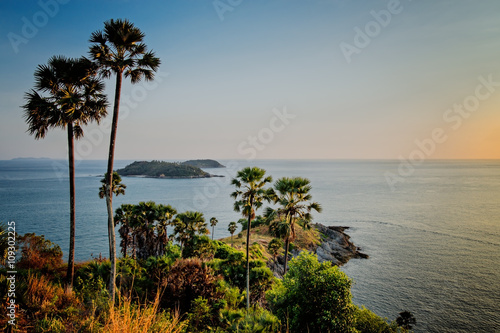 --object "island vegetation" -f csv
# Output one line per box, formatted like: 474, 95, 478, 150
116, 160, 222, 178
11, 17, 417, 333
182, 159, 225, 169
